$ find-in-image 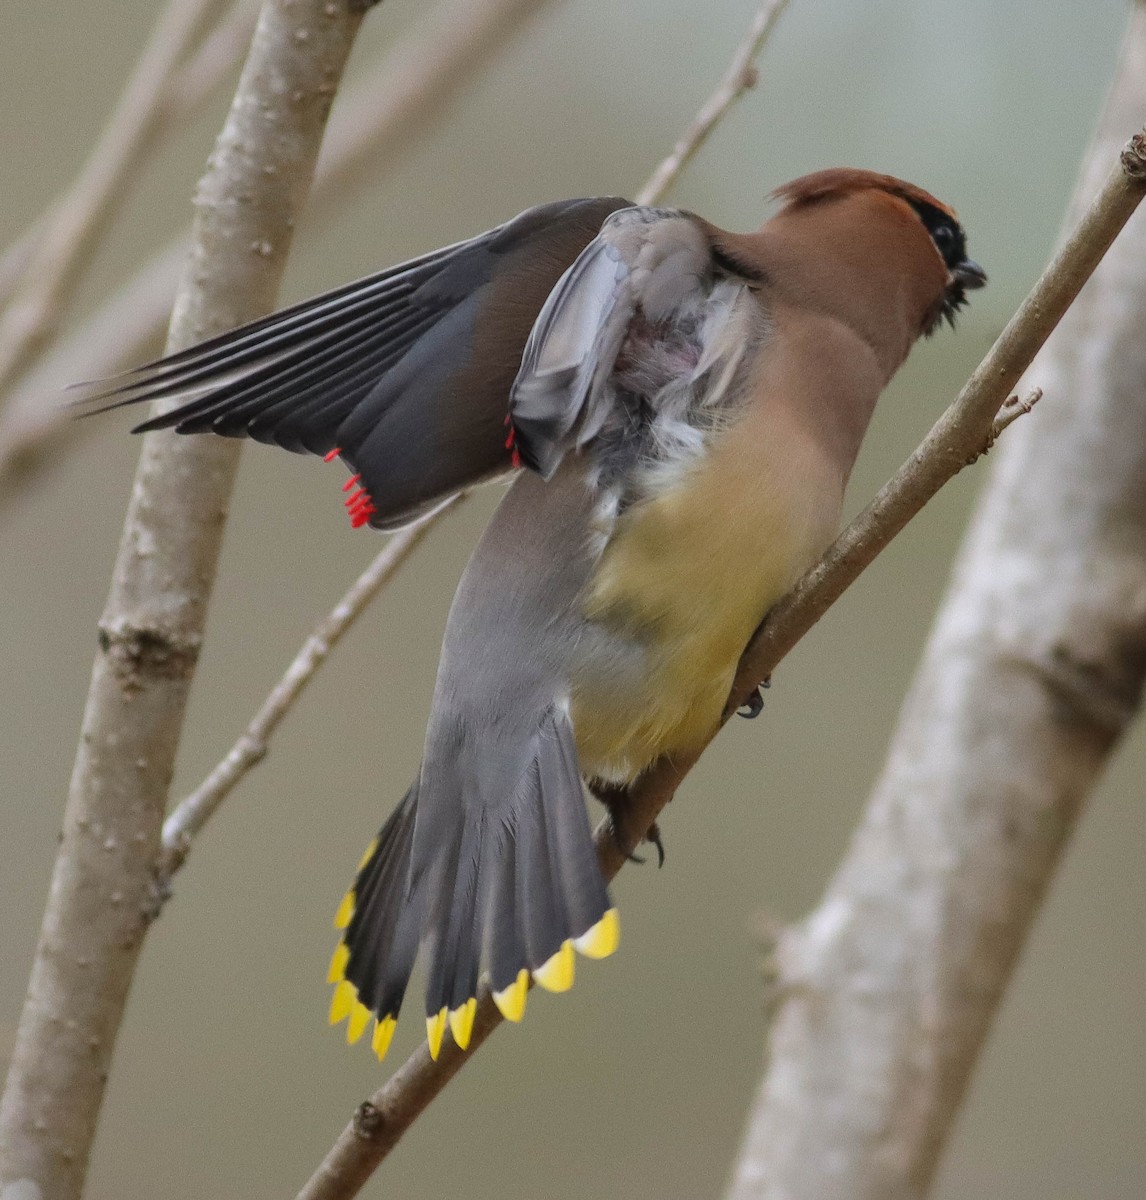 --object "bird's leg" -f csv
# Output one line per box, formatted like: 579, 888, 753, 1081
738, 674, 772, 719
587, 779, 665, 868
